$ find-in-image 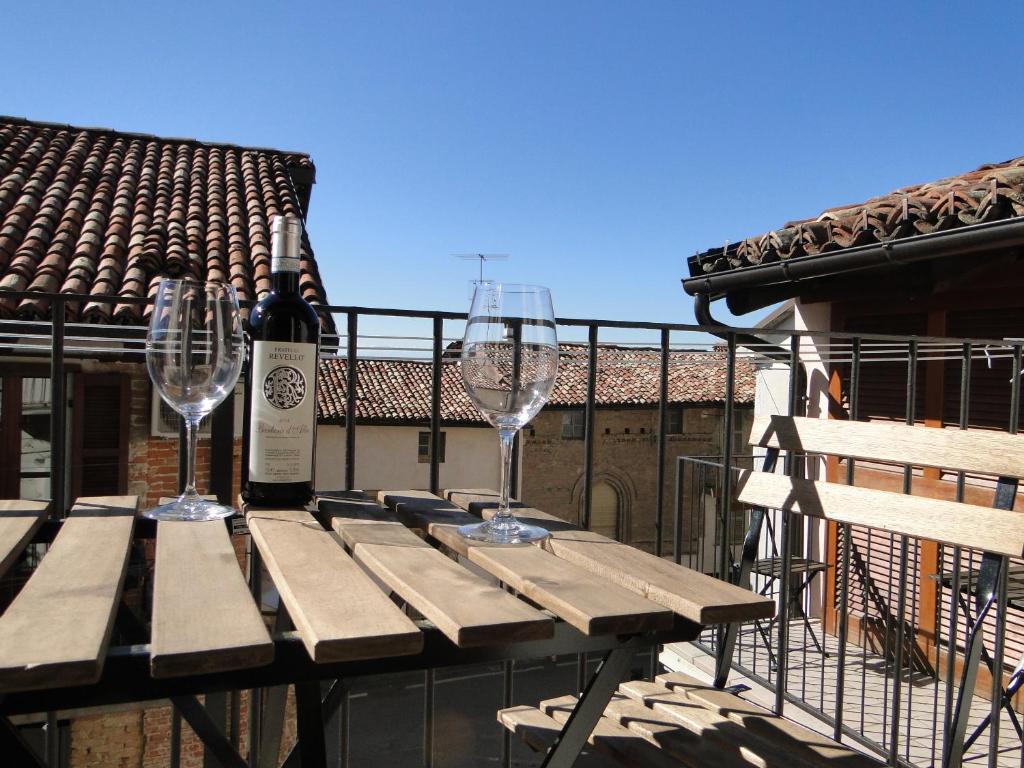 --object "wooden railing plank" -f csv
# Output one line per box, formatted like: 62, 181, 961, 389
0, 496, 136, 692
243, 503, 423, 663
151, 520, 273, 678
318, 493, 553, 647
0, 500, 49, 578
444, 489, 775, 626
380, 491, 674, 636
